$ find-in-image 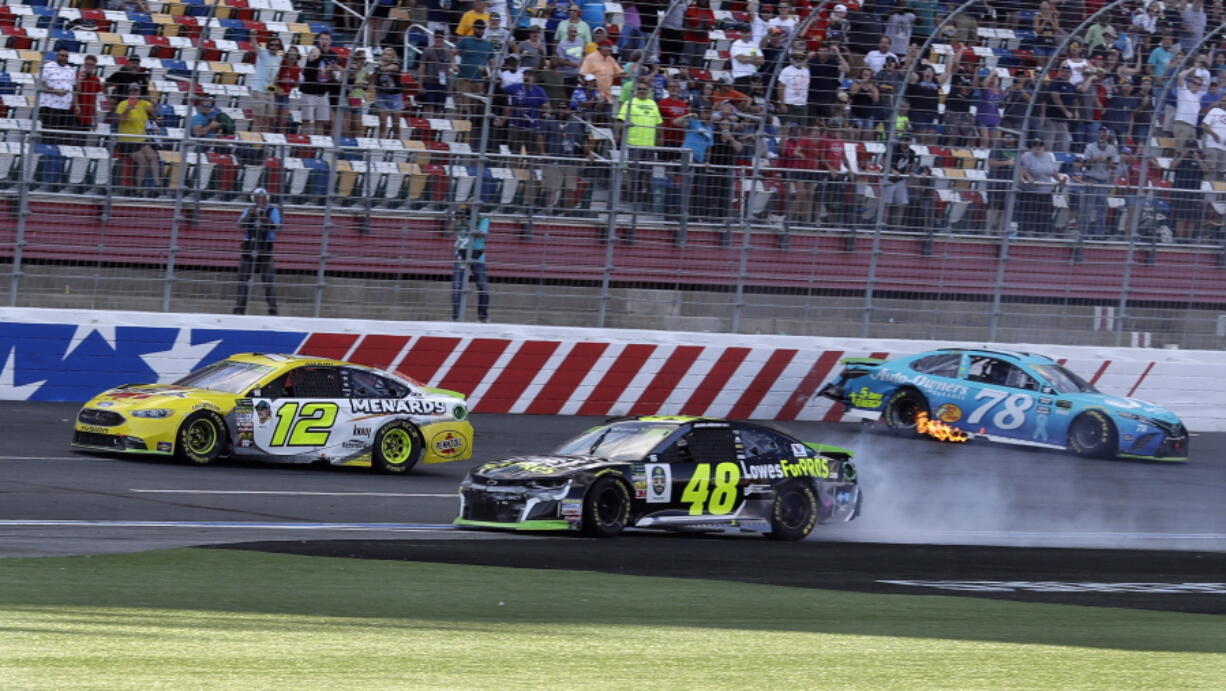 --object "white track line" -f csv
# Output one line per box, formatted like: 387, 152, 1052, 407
130, 489, 455, 498
0, 456, 102, 461
0, 520, 456, 531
